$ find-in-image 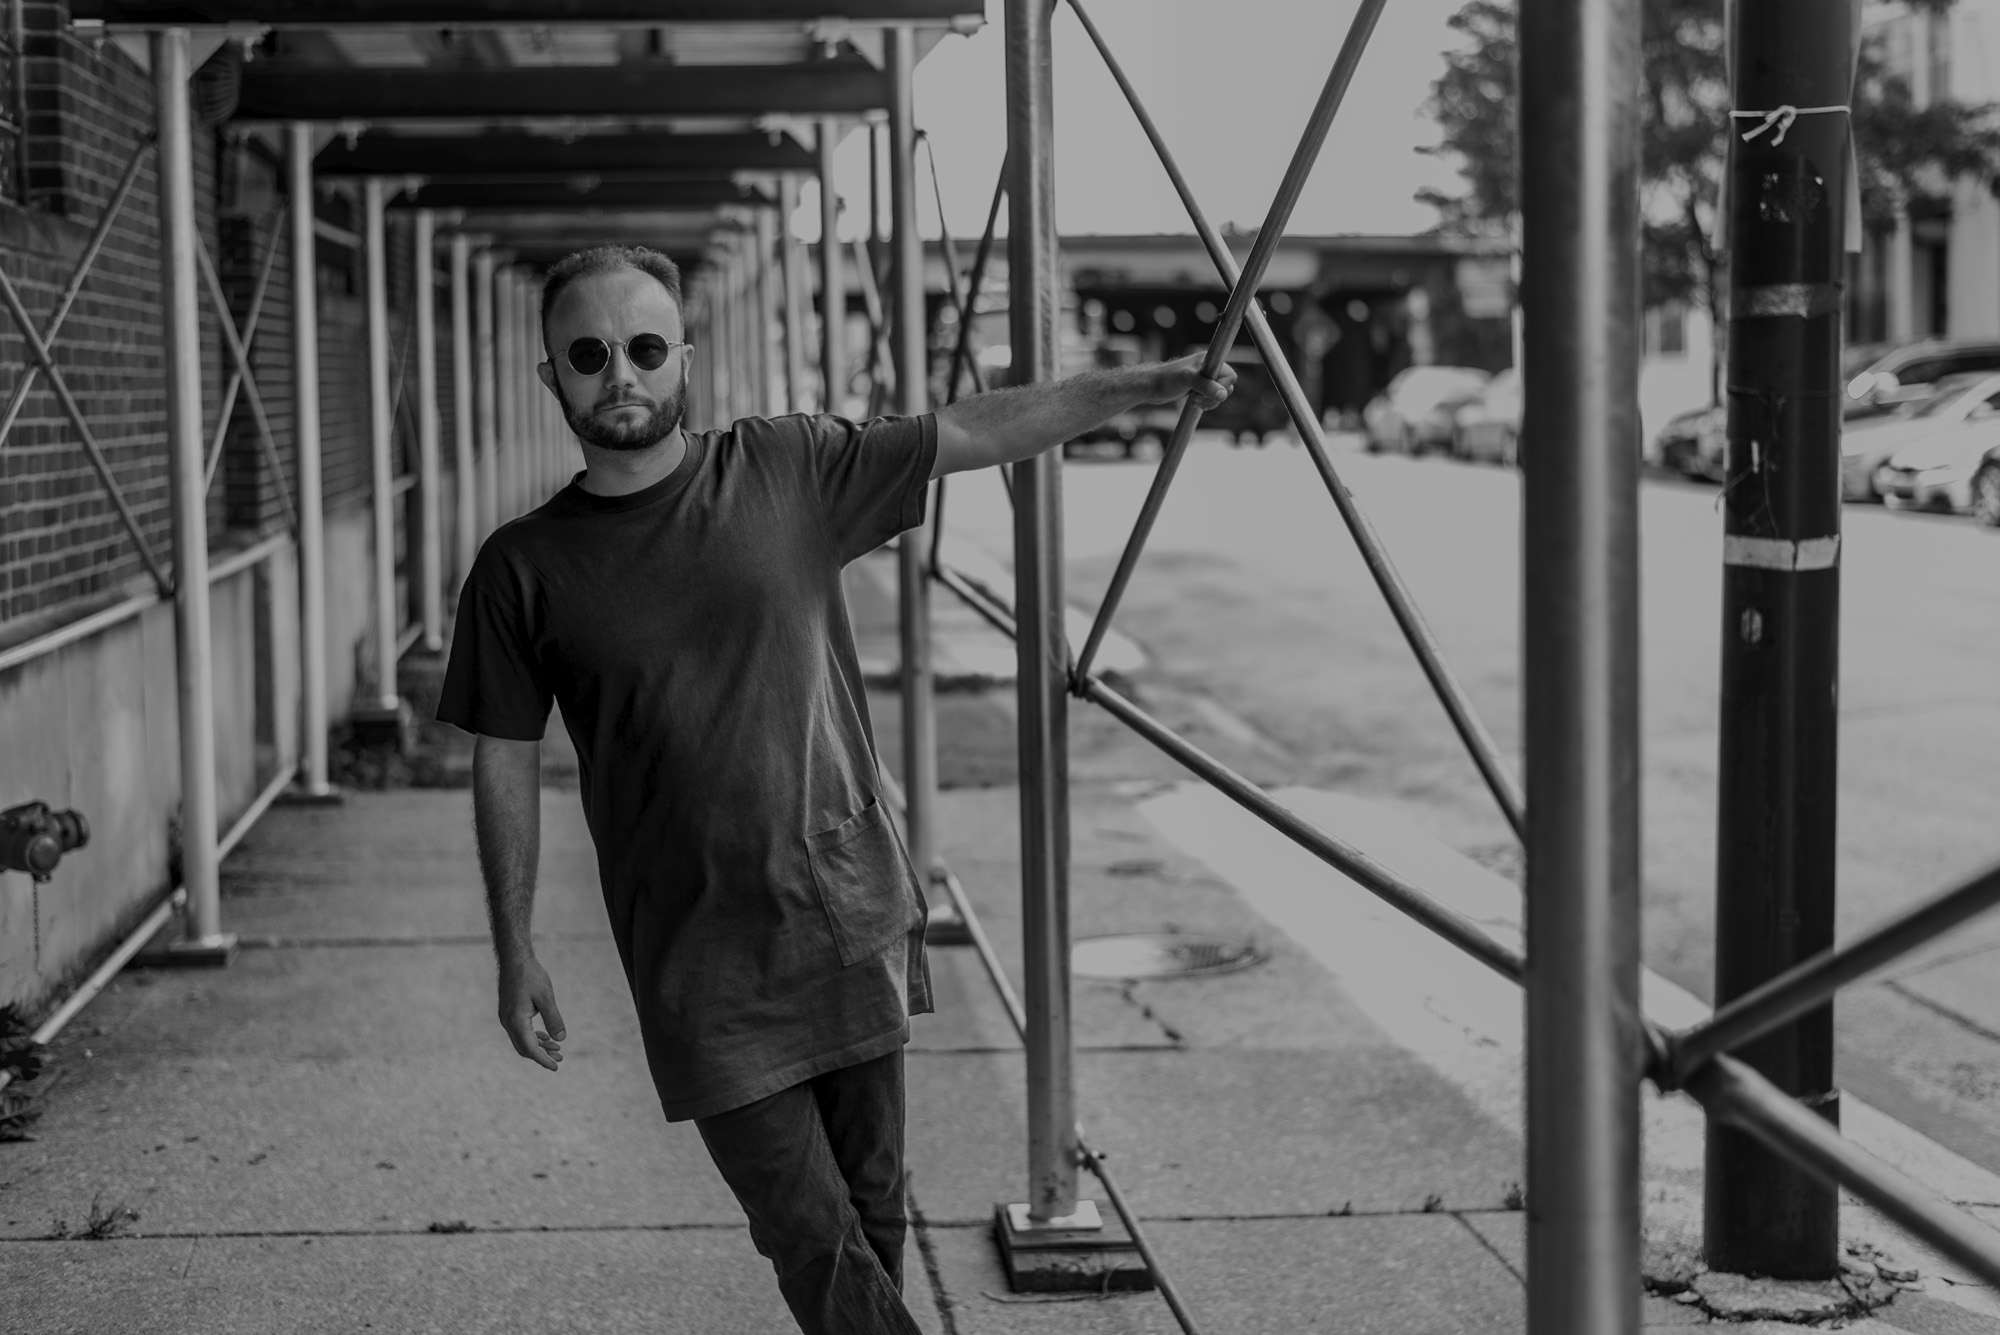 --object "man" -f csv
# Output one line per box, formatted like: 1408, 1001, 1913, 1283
438, 244, 1233, 1335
